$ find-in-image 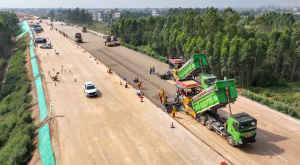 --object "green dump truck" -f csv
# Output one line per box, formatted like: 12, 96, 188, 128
157, 54, 207, 81
162, 77, 257, 147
